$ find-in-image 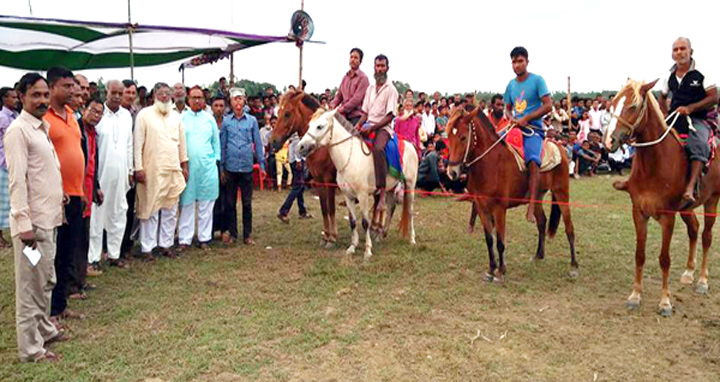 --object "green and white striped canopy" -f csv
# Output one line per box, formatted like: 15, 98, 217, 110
0, 15, 289, 71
